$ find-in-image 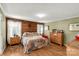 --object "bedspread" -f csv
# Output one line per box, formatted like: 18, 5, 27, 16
21, 35, 48, 53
